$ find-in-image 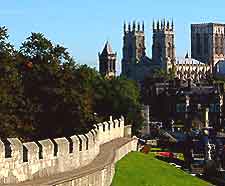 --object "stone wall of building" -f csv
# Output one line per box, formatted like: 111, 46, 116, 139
0, 116, 130, 184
